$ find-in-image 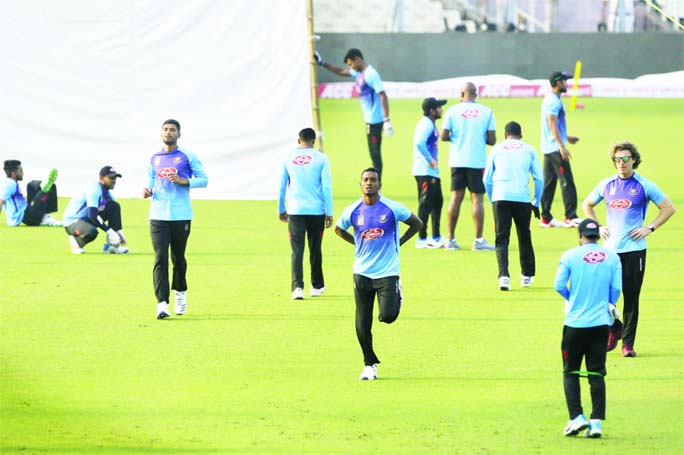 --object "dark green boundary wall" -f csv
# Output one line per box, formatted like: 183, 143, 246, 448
316, 33, 684, 82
